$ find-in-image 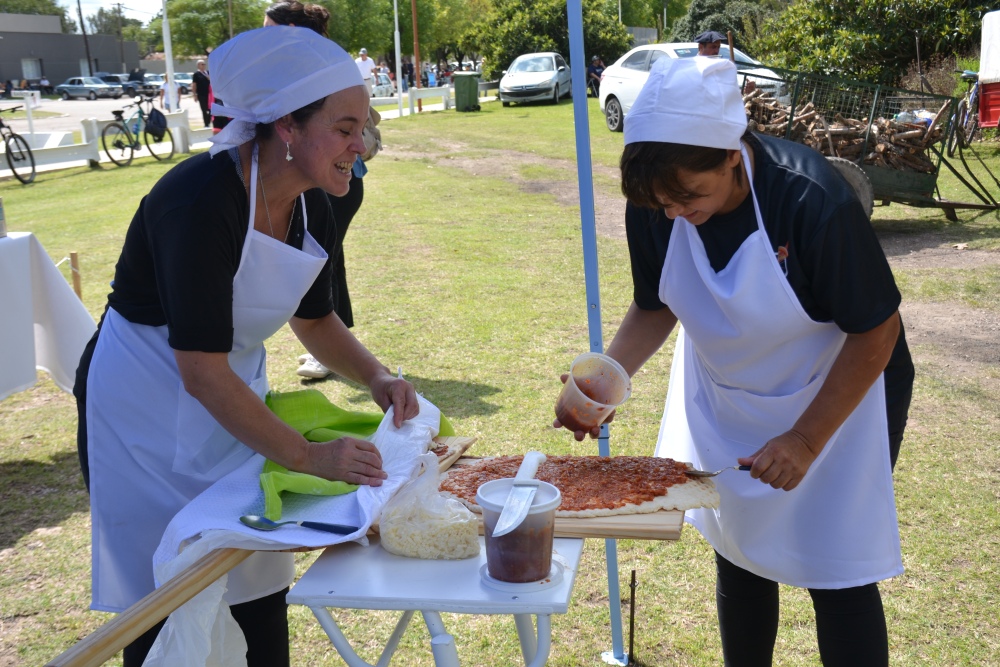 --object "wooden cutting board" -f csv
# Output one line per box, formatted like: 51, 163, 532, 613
445, 456, 684, 541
